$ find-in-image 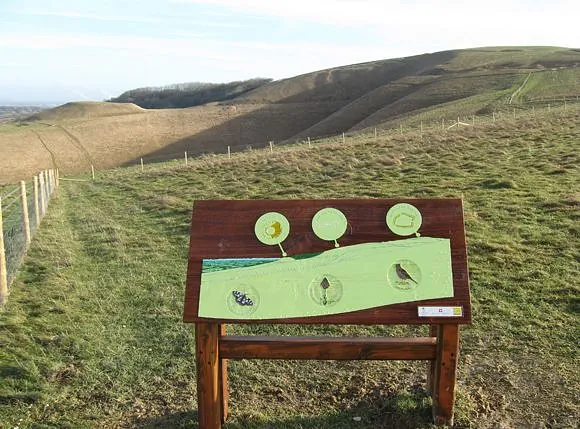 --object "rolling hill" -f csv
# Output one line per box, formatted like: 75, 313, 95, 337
1, 46, 579, 183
